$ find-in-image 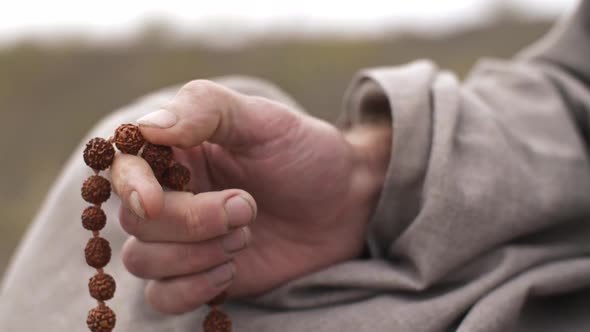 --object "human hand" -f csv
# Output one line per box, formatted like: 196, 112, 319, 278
110, 80, 391, 314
